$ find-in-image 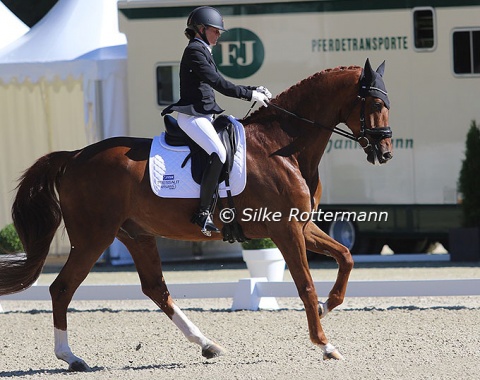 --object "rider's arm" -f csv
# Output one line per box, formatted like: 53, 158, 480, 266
186, 44, 255, 101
